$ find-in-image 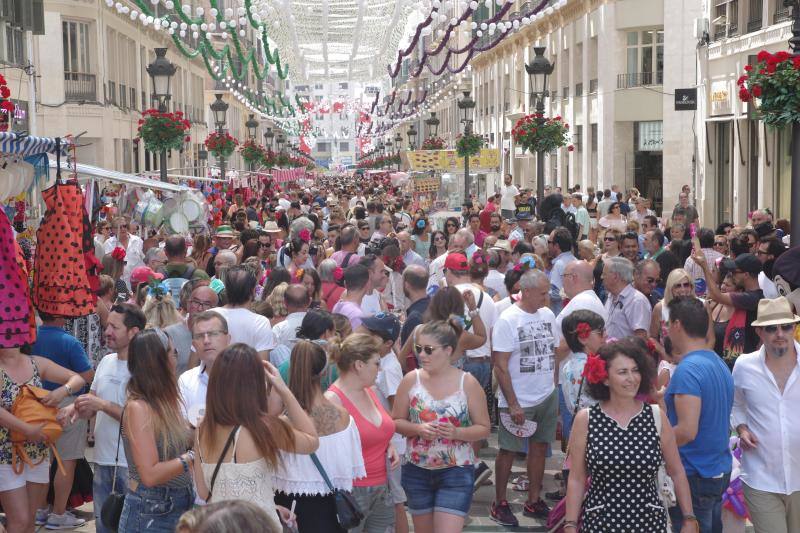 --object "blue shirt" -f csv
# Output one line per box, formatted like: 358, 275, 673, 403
665, 349, 734, 478
31, 326, 92, 392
